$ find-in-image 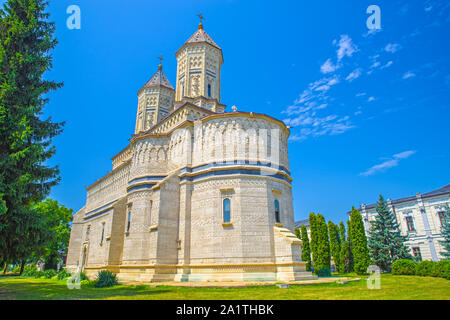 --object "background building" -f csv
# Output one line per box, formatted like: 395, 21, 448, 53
356, 184, 450, 262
